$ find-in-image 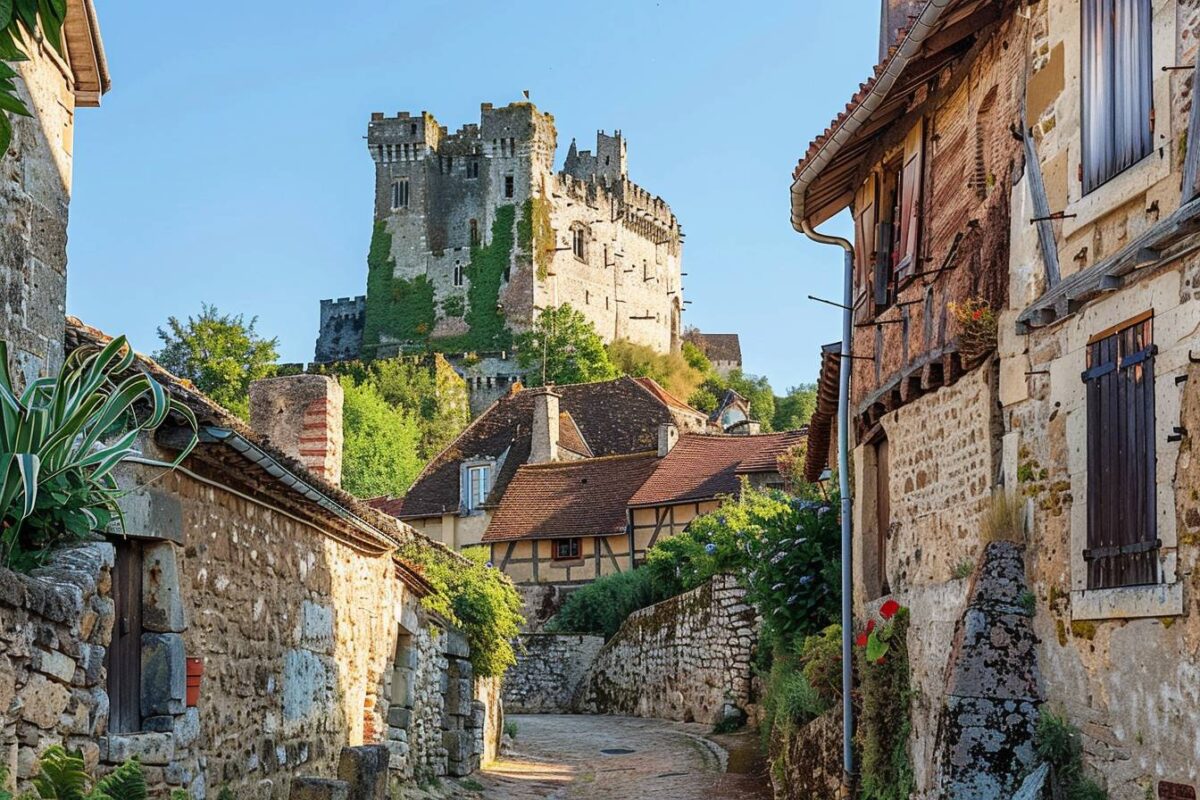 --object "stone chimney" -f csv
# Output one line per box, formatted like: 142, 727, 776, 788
529, 387, 561, 464
879, 0, 925, 60
657, 423, 678, 457
249, 374, 344, 486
